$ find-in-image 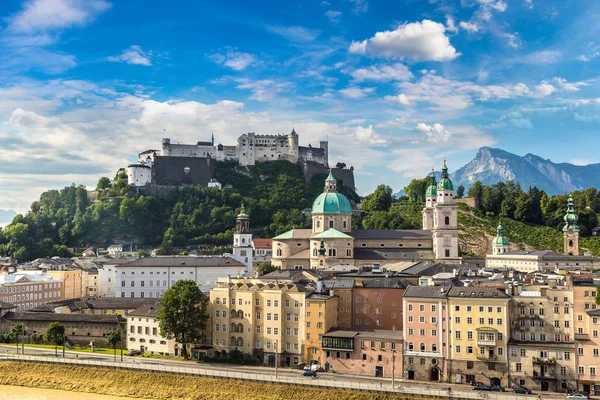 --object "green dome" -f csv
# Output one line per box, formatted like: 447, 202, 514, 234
426, 171, 437, 197
563, 194, 580, 231
494, 224, 509, 246
312, 192, 352, 214
237, 204, 249, 220
437, 160, 453, 191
